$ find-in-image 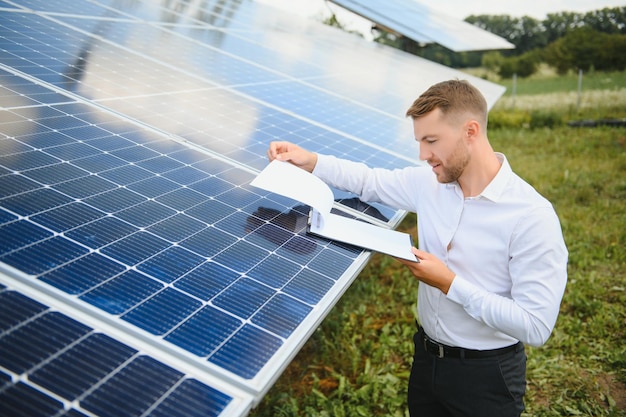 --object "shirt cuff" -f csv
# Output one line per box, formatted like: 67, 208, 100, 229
446, 274, 477, 305
312, 153, 331, 177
